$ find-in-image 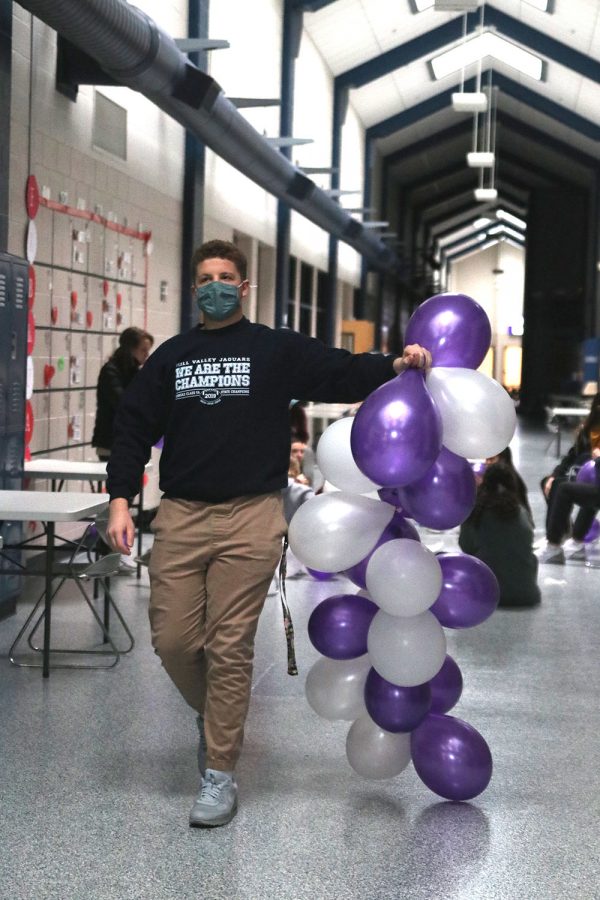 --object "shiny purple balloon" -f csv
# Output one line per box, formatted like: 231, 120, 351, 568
396, 447, 476, 530
344, 510, 420, 590
405, 292, 491, 369
308, 593, 378, 660
351, 369, 442, 487
584, 518, 600, 543
306, 567, 336, 581
576, 460, 598, 485
429, 654, 463, 714
430, 553, 499, 629
411, 713, 493, 801
364, 668, 431, 733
